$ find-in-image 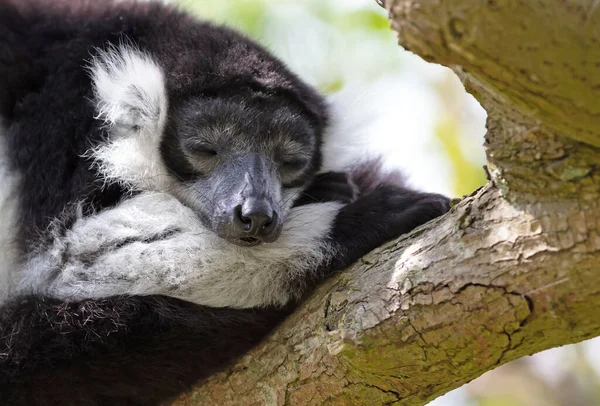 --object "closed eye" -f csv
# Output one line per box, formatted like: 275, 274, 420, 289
282, 158, 308, 172
194, 147, 218, 157
183, 140, 219, 157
